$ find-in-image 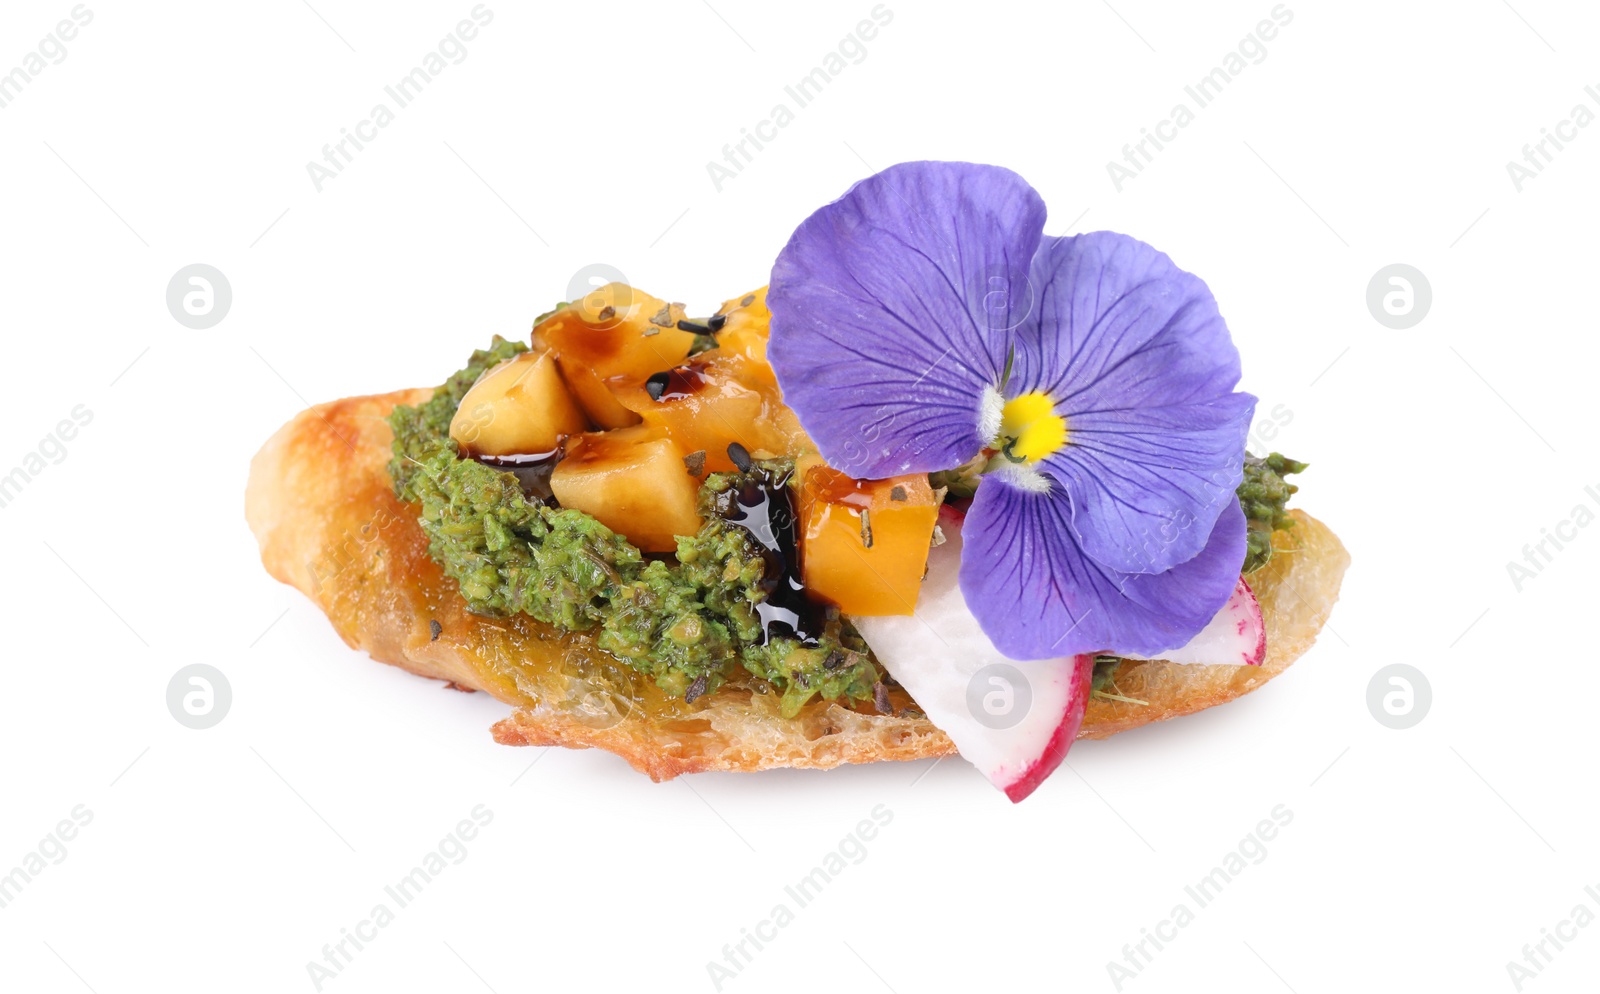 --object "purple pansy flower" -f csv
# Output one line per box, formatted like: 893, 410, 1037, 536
767, 161, 1255, 660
